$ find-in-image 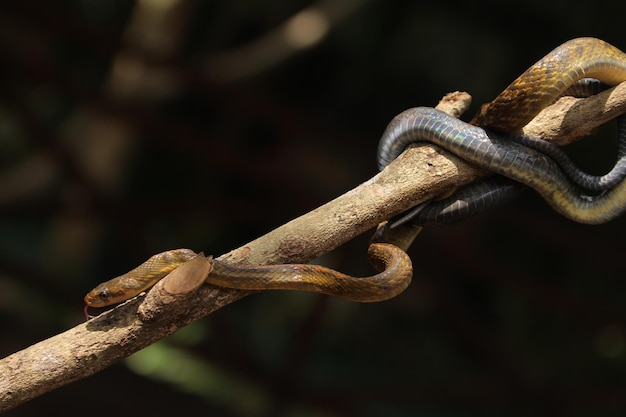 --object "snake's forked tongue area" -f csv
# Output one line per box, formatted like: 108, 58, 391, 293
84, 304, 93, 321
